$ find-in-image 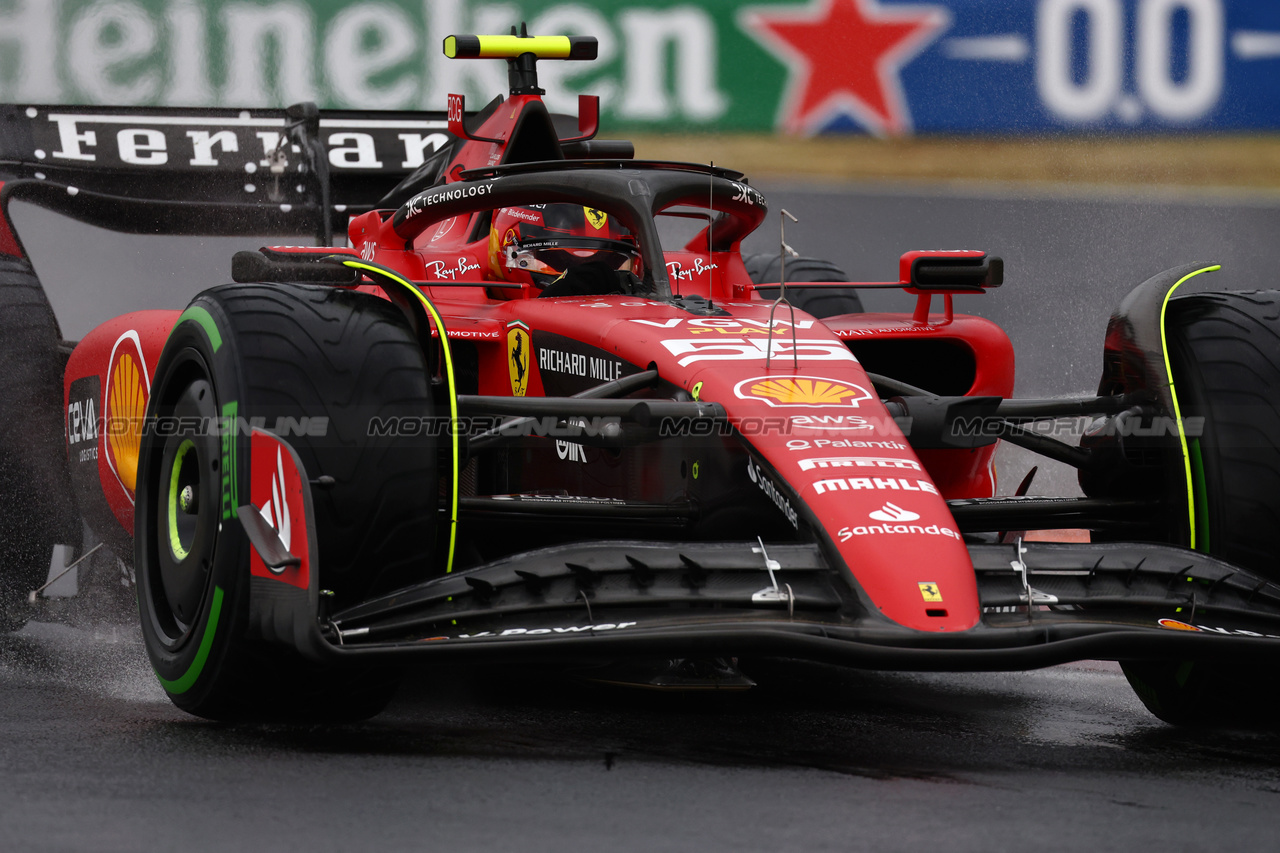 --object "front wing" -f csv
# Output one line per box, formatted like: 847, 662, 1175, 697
246, 529, 1280, 670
